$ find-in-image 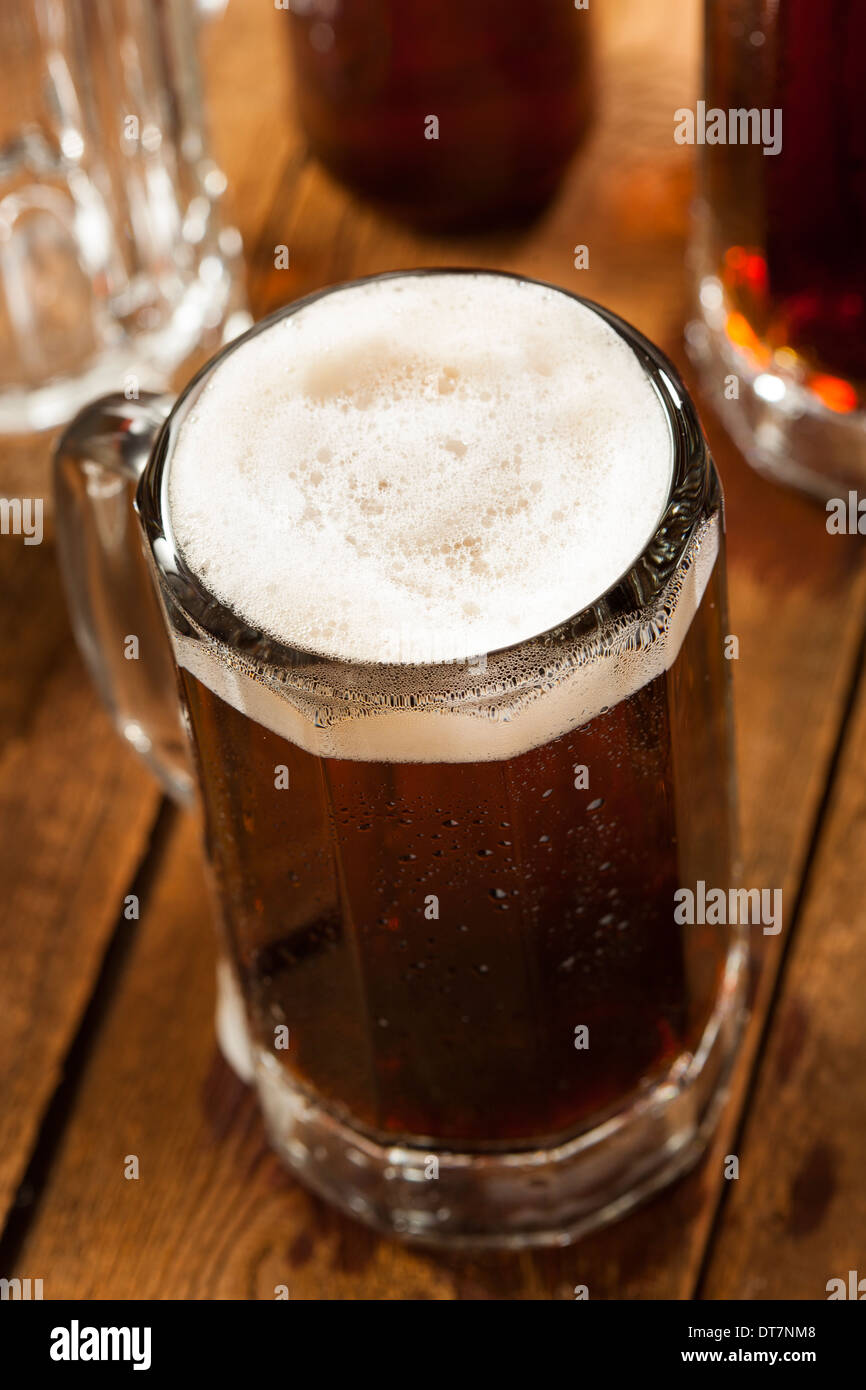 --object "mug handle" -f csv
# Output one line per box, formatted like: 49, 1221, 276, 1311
53, 393, 194, 805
